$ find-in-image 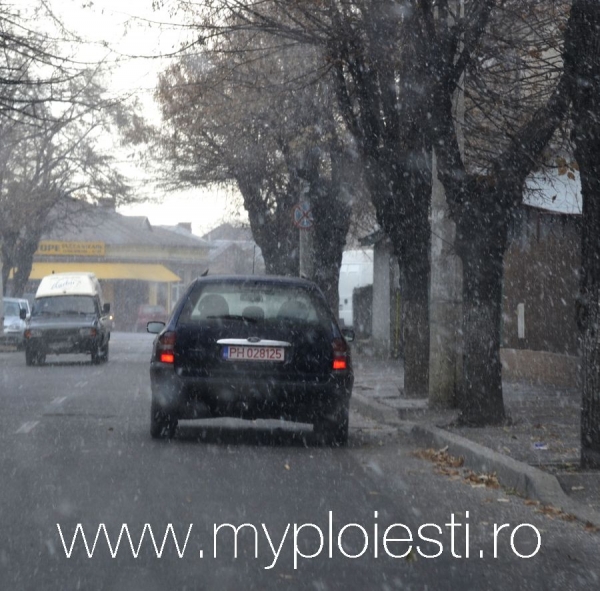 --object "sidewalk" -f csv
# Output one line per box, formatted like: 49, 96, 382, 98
350, 354, 600, 524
